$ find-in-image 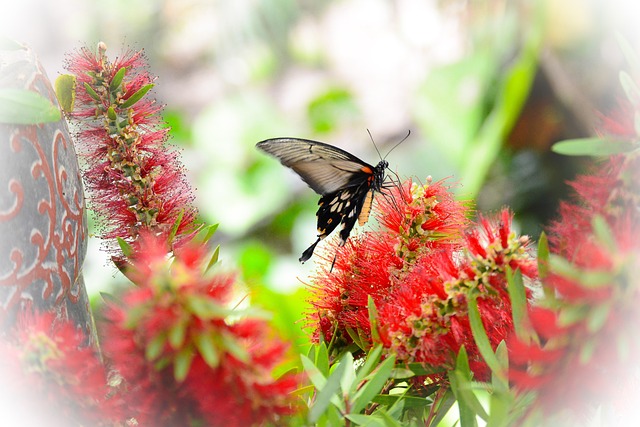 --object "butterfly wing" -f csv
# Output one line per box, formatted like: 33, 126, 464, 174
257, 137, 387, 263
256, 138, 374, 195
